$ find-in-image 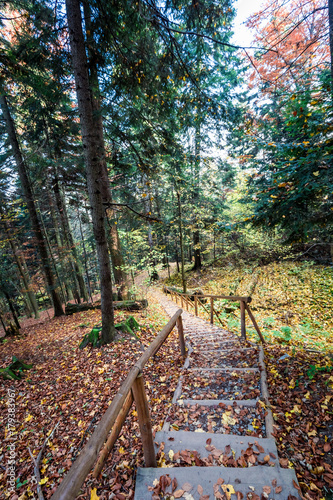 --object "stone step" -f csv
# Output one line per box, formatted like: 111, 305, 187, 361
154, 430, 279, 467
173, 369, 261, 403
162, 401, 266, 436
134, 465, 301, 499
176, 398, 259, 406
